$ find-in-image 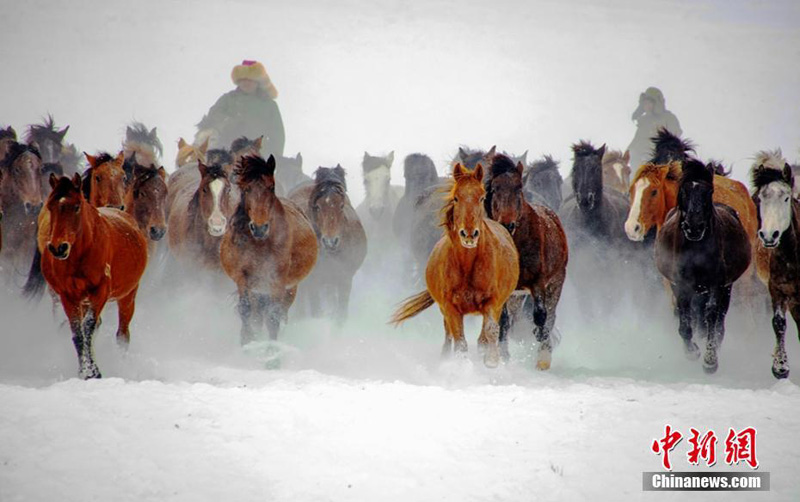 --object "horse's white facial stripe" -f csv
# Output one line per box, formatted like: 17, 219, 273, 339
365, 166, 390, 208
625, 179, 649, 239
613, 162, 624, 181
208, 179, 226, 227
760, 181, 792, 238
